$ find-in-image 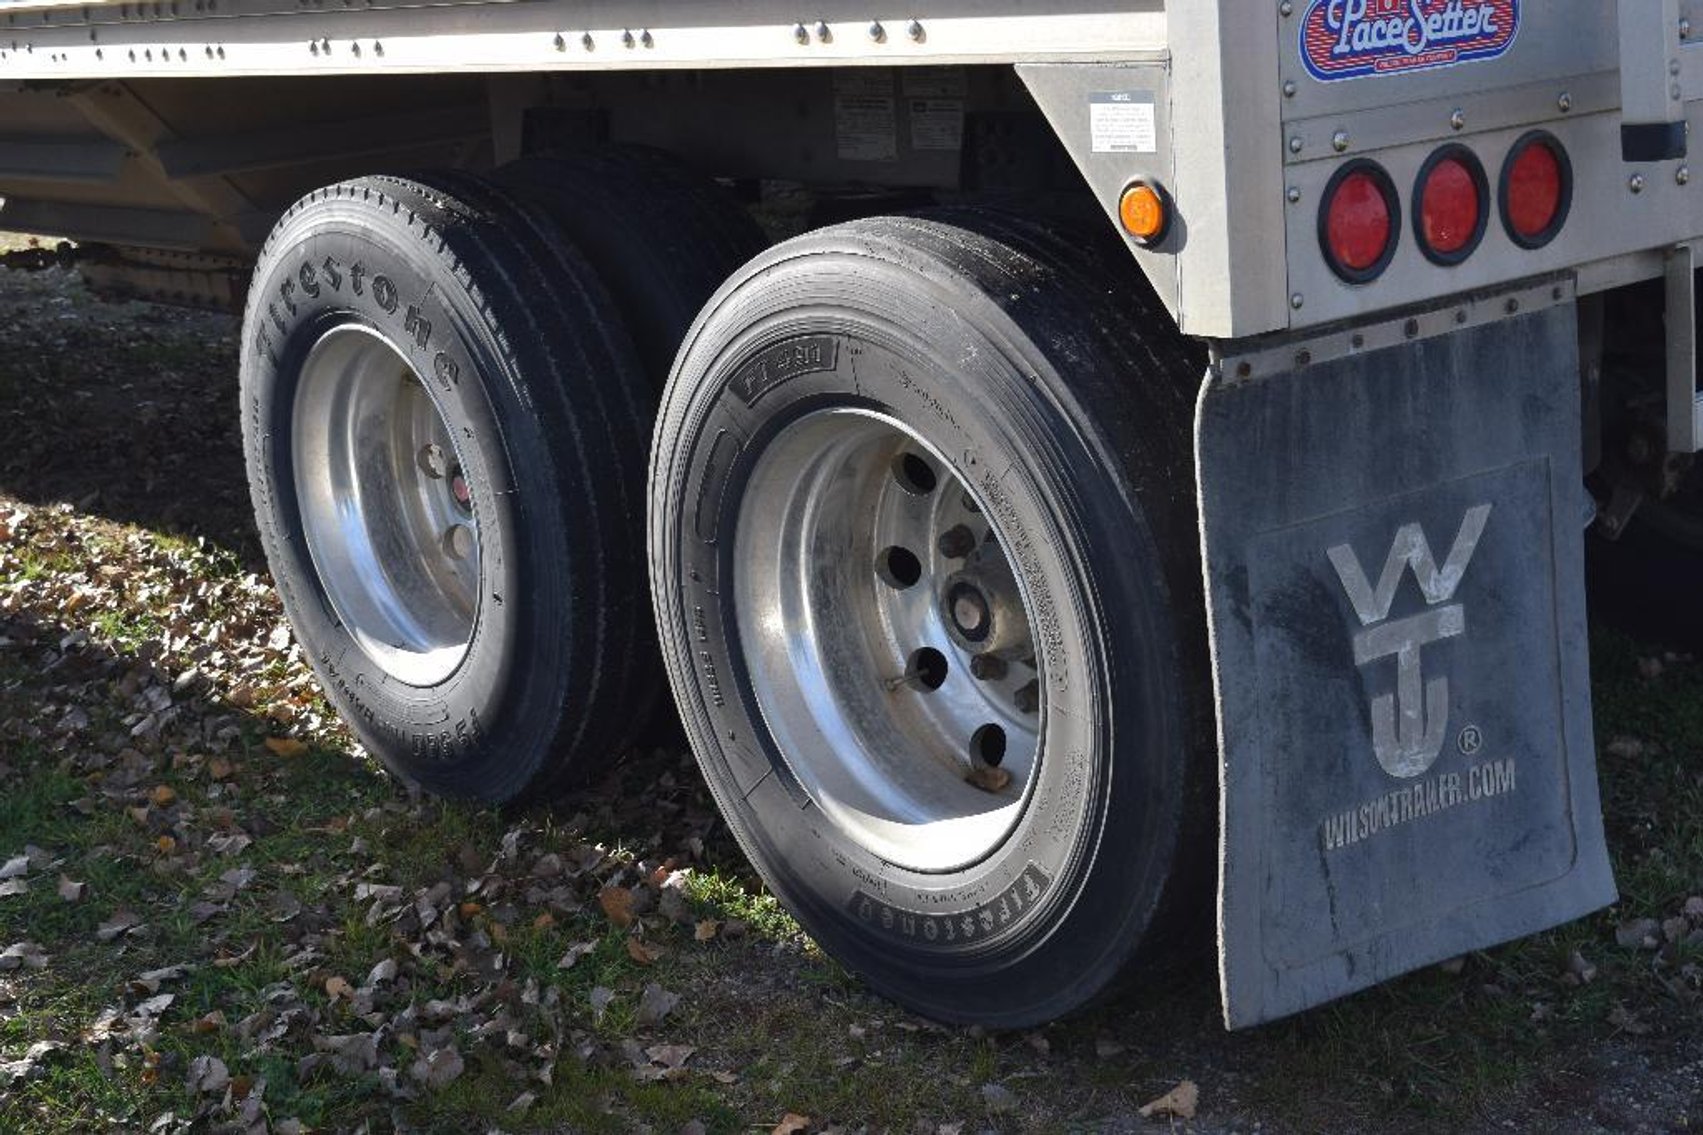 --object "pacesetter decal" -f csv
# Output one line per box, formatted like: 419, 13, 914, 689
1300, 0, 1520, 83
